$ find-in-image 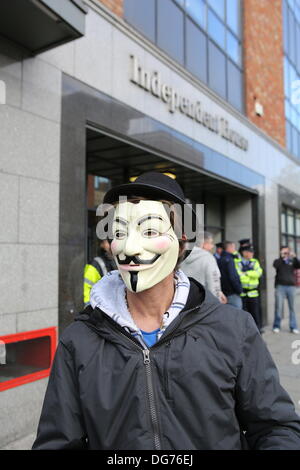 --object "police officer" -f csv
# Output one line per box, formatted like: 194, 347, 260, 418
236, 244, 263, 330
83, 238, 116, 306
214, 242, 224, 267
